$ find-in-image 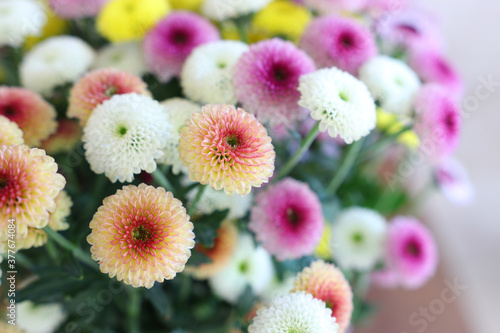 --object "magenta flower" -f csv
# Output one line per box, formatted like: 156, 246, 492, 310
49, 0, 109, 19
299, 15, 377, 75
233, 39, 315, 126
143, 11, 220, 82
435, 157, 474, 205
249, 178, 324, 261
